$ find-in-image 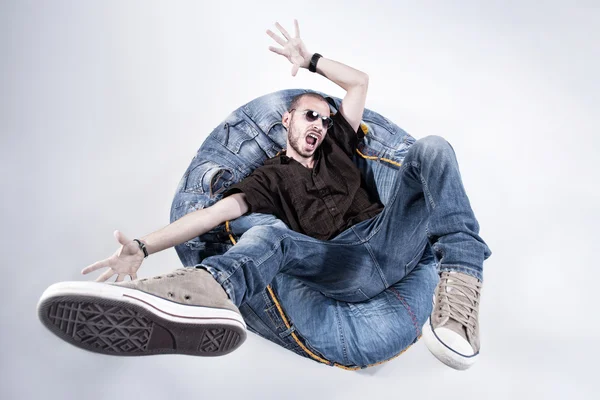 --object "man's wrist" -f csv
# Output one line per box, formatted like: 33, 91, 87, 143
308, 53, 322, 73
302, 53, 313, 69
133, 239, 149, 258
